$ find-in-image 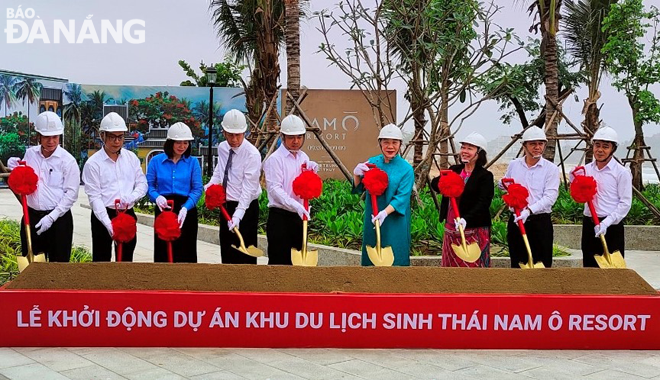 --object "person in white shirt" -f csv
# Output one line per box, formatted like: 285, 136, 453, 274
262, 114, 318, 265
573, 126, 632, 267
500, 127, 560, 267
82, 112, 147, 262
7, 111, 80, 262
205, 109, 262, 264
